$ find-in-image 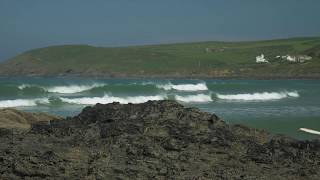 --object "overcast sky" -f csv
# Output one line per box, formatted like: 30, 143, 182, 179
1, 0, 320, 61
